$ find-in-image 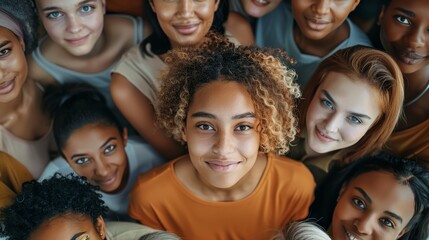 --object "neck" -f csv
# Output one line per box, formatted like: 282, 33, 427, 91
403, 66, 429, 102
294, 21, 349, 57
